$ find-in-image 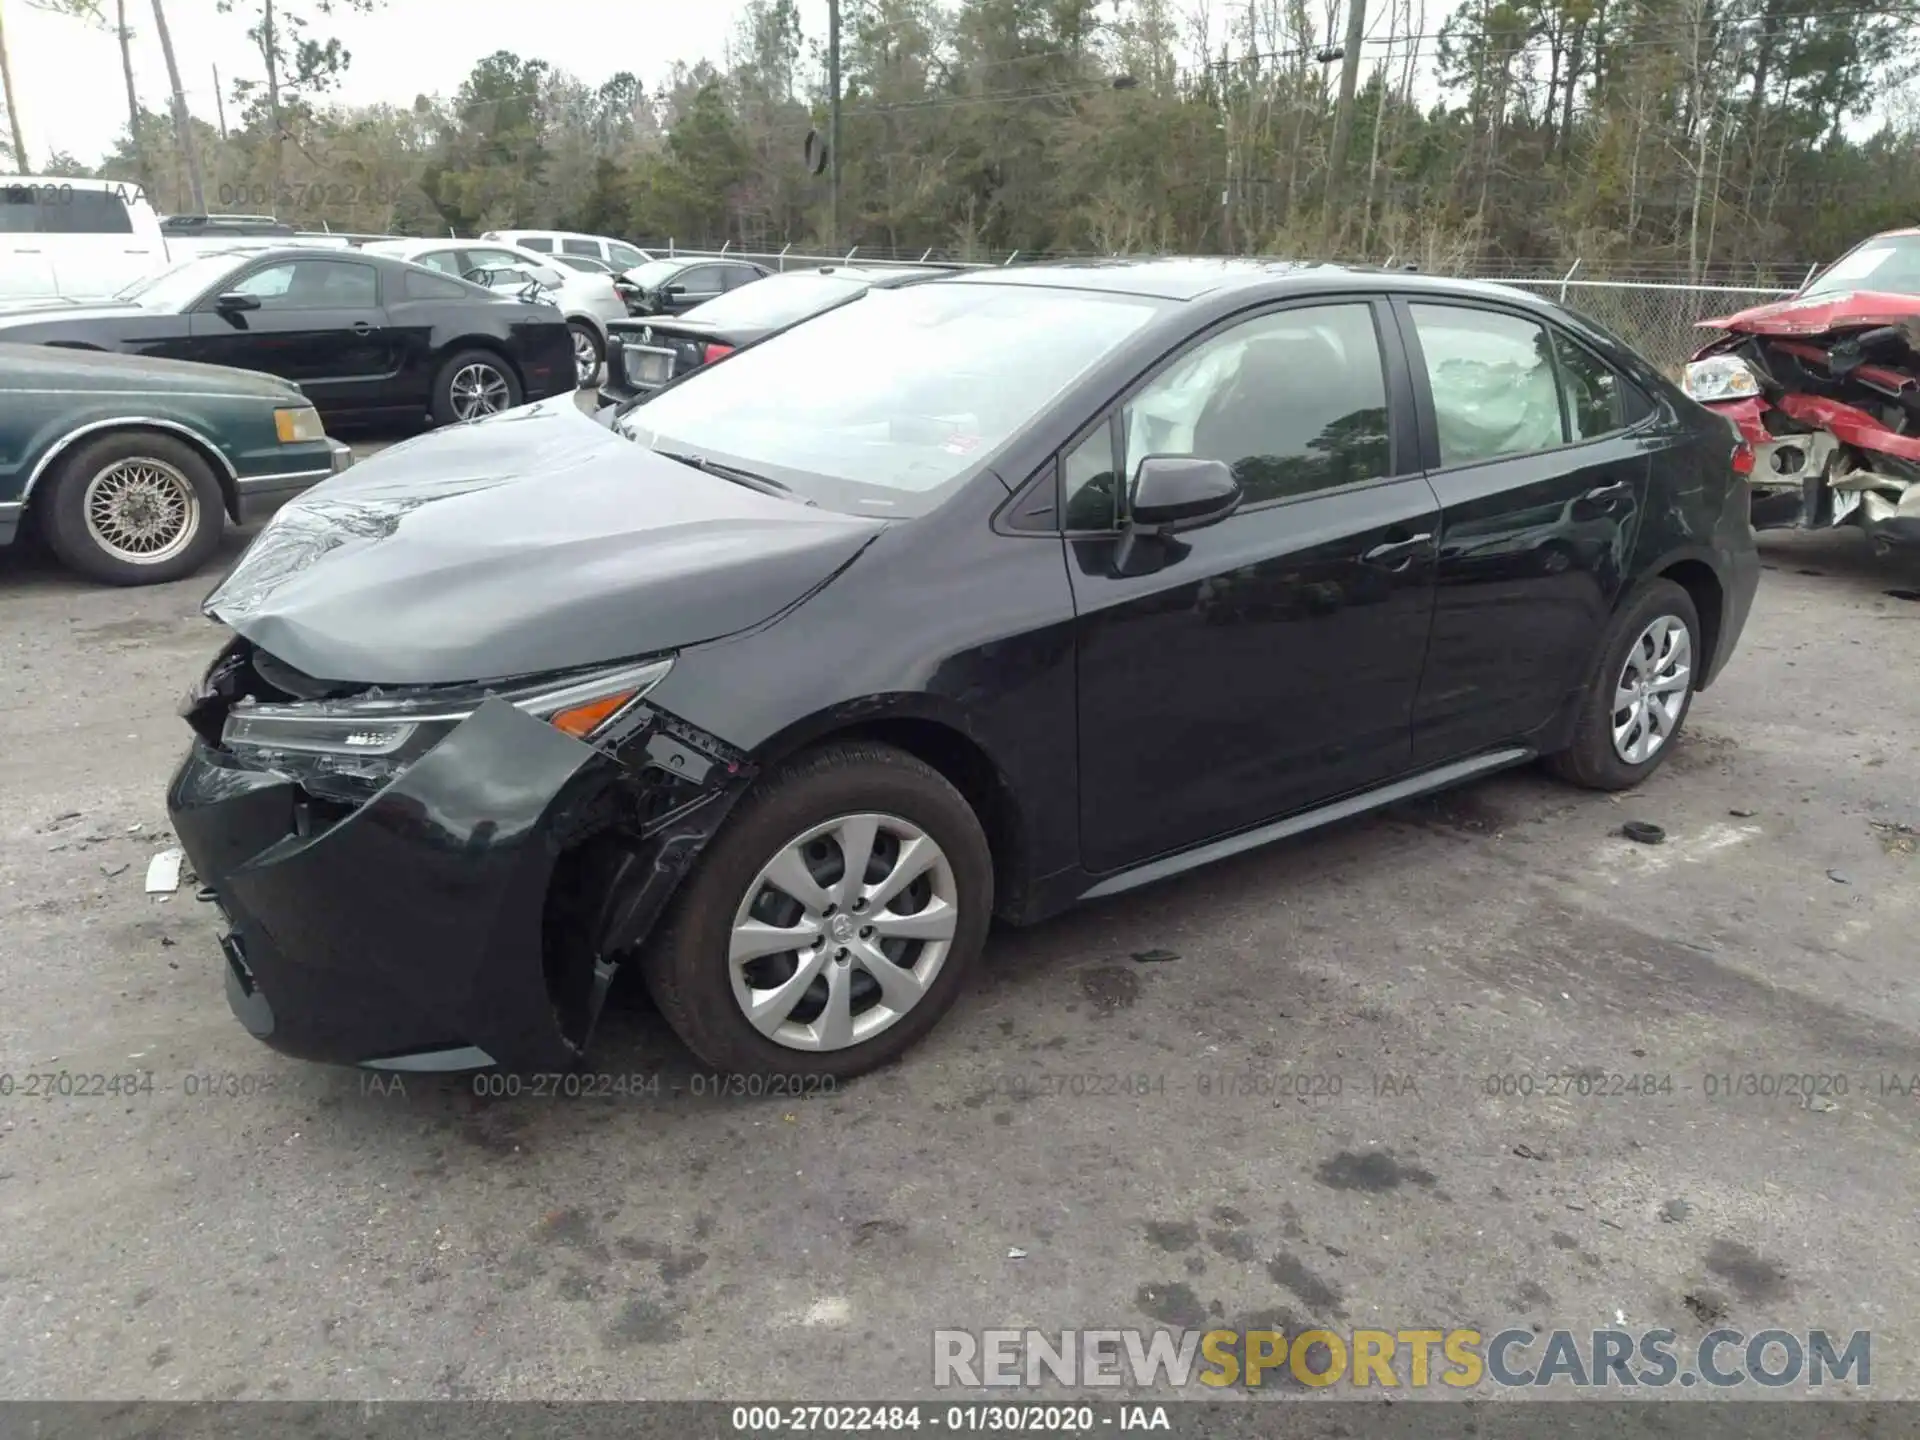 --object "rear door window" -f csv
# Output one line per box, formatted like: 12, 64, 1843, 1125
1407, 304, 1566, 466
562, 238, 599, 256
517, 236, 554, 252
